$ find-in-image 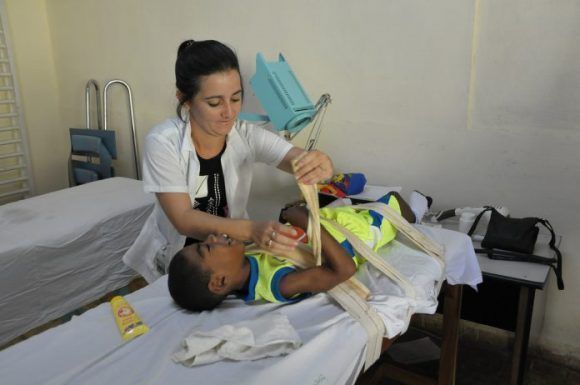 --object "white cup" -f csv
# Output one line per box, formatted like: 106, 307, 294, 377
458, 212, 476, 233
